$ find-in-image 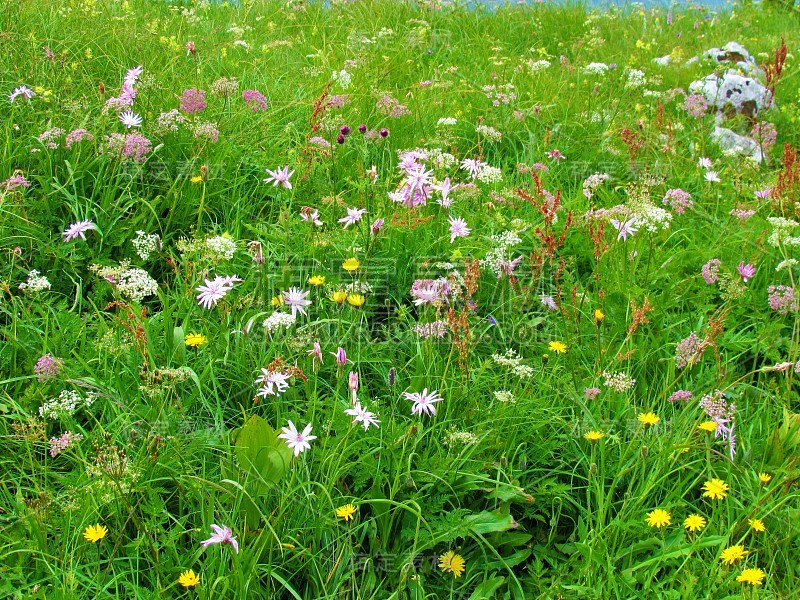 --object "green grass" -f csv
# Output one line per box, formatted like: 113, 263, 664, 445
2, 0, 800, 598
